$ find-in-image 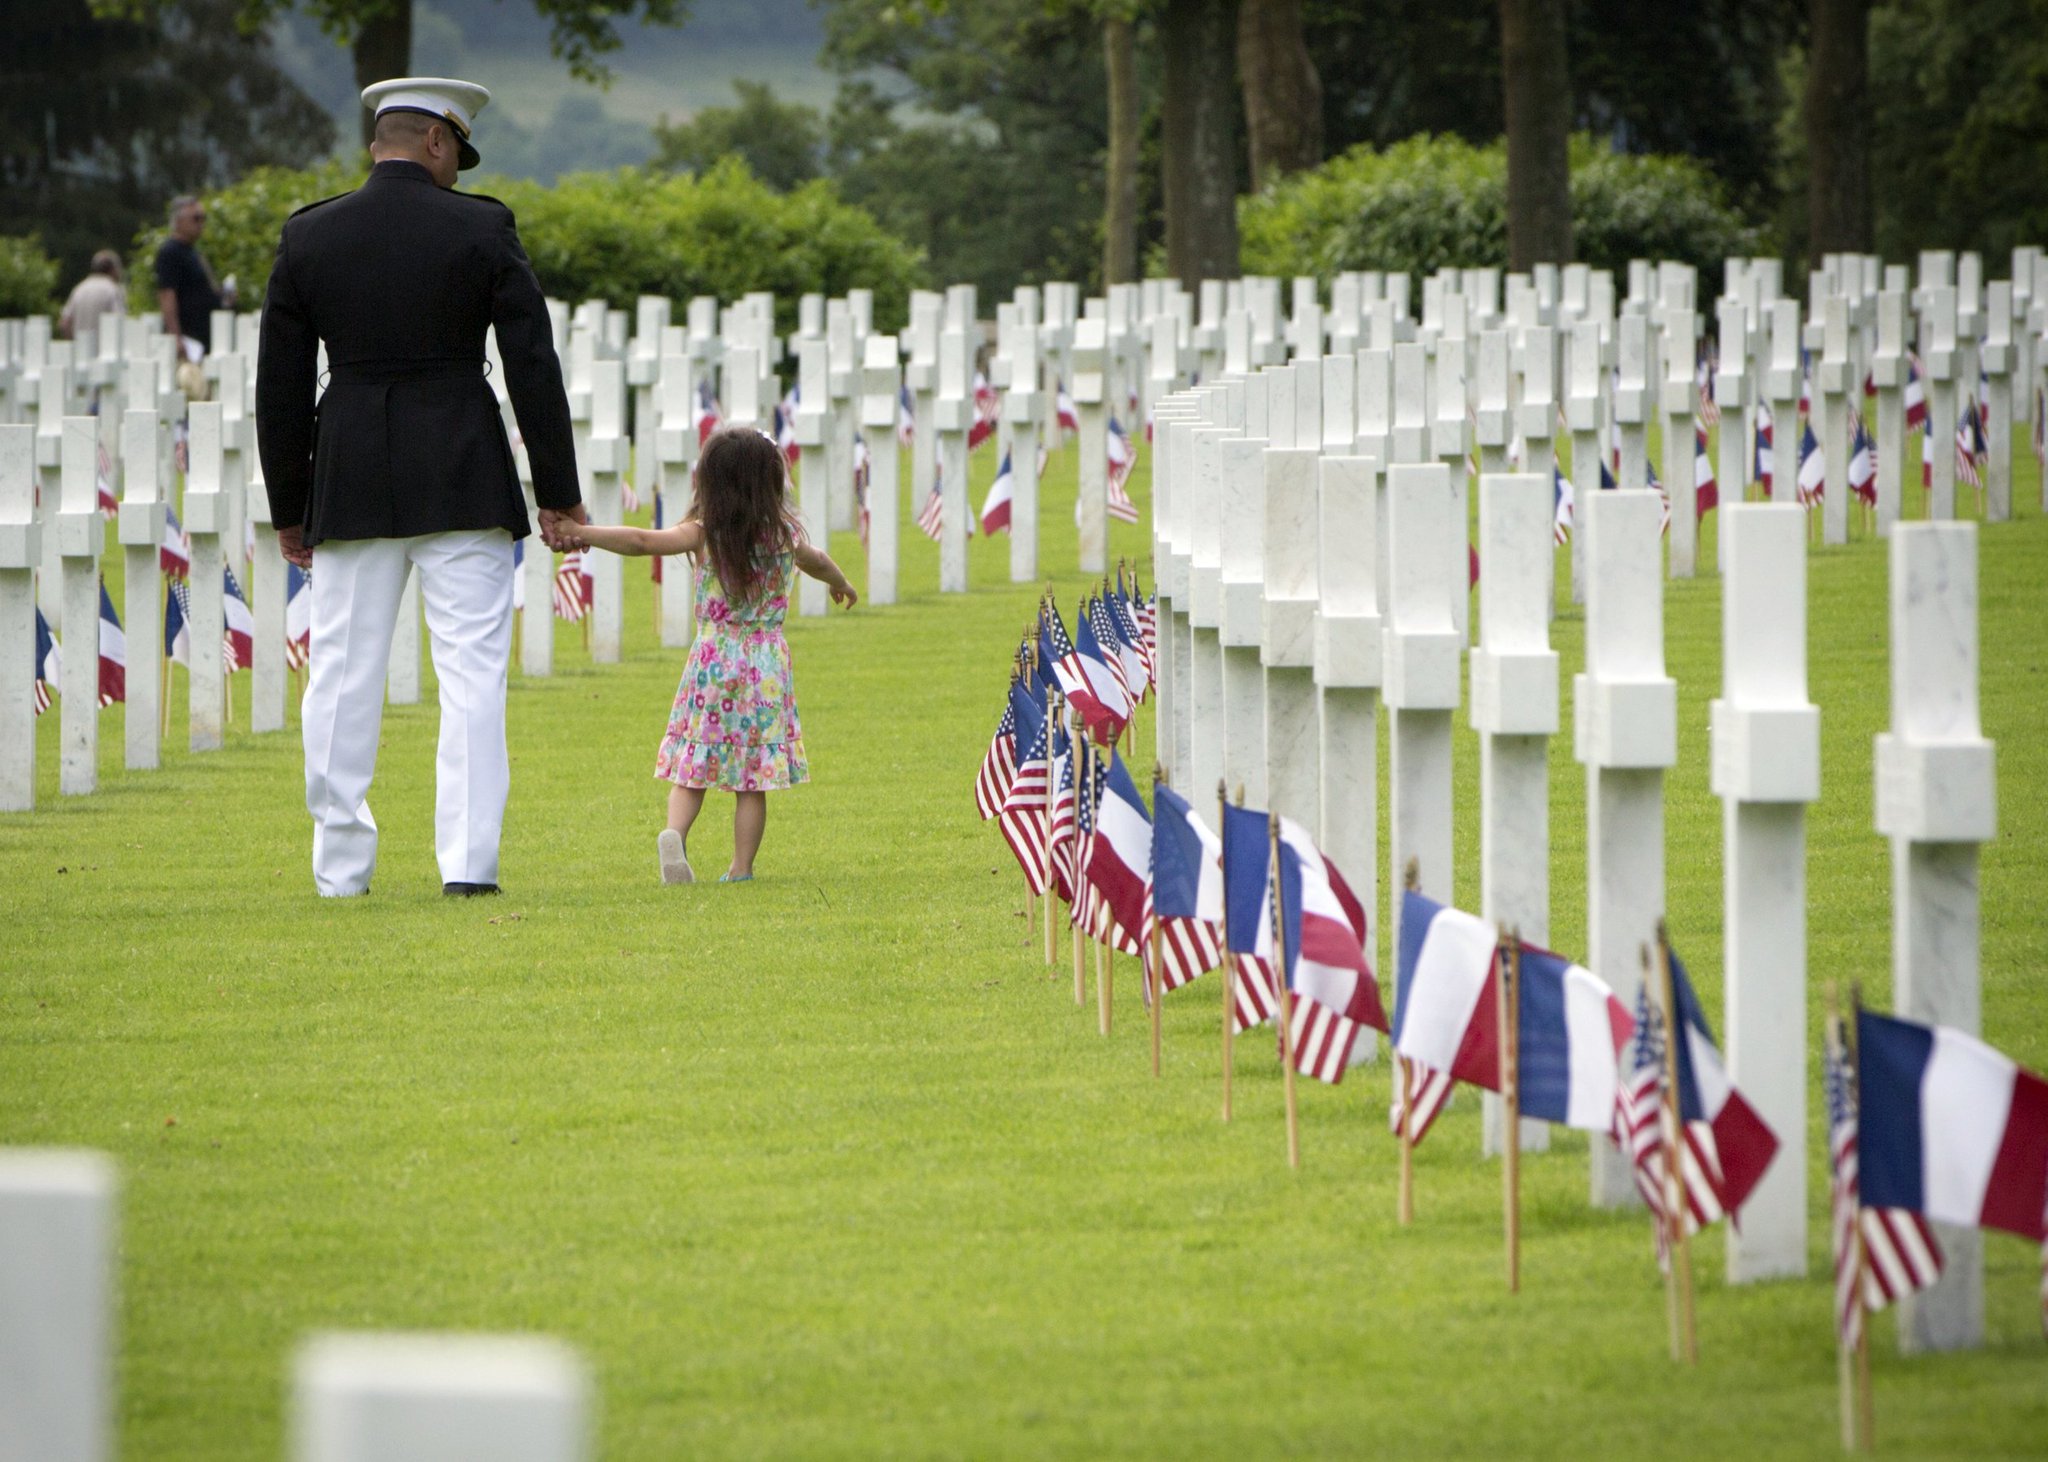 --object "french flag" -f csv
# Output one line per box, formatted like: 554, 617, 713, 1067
1146, 780, 1225, 995
1797, 420, 1826, 507
285, 564, 312, 670
1055, 379, 1080, 433
1858, 1010, 2048, 1244
160, 506, 191, 580
1666, 947, 1780, 1226
1082, 753, 1152, 951
996, 688, 1051, 894
1275, 818, 1385, 1083
97, 582, 125, 707
1217, 801, 1278, 1034
1693, 419, 1718, 518
1514, 945, 1632, 1132
33, 609, 59, 716
1065, 610, 1133, 745
1390, 890, 1500, 1141
980, 448, 1015, 536
1848, 415, 1877, 506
